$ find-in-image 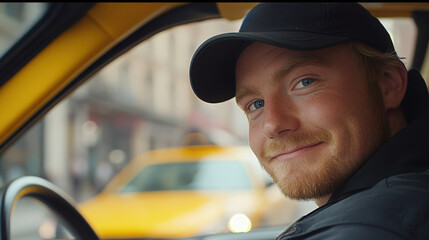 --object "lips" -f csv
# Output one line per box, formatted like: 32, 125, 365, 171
270, 142, 323, 161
